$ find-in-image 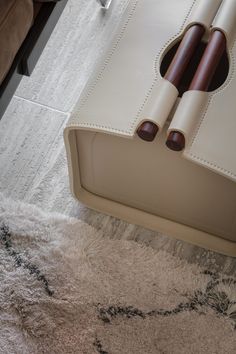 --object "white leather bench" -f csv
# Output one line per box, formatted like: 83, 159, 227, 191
64, 0, 236, 256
